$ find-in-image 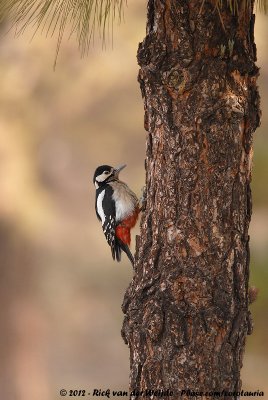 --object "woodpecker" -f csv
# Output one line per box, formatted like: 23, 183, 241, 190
93, 164, 139, 266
